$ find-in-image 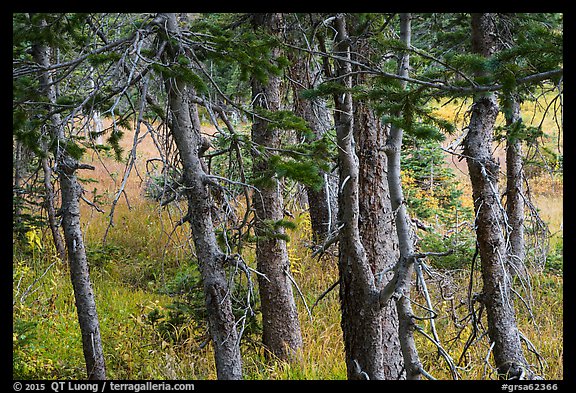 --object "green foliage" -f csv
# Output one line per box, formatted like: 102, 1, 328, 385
151, 63, 208, 94
299, 82, 349, 100
13, 319, 38, 377
253, 218, 297, 242
367, 79, 456, 140
146, 301, 198, 344
106, 128, 125, 161
418, 226, 476, 270
87, 52, 122, 67
251, 133, 334, 192
255, 108, 312, 136
544, 239, 563, 274
190, 15, 288, 85
13, 13, 89, 51
445, 53, 492, 79
402, 140, 471, 223
494, 120, 543, 145
143, 169, 184, 205
268, 154, 328, 192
